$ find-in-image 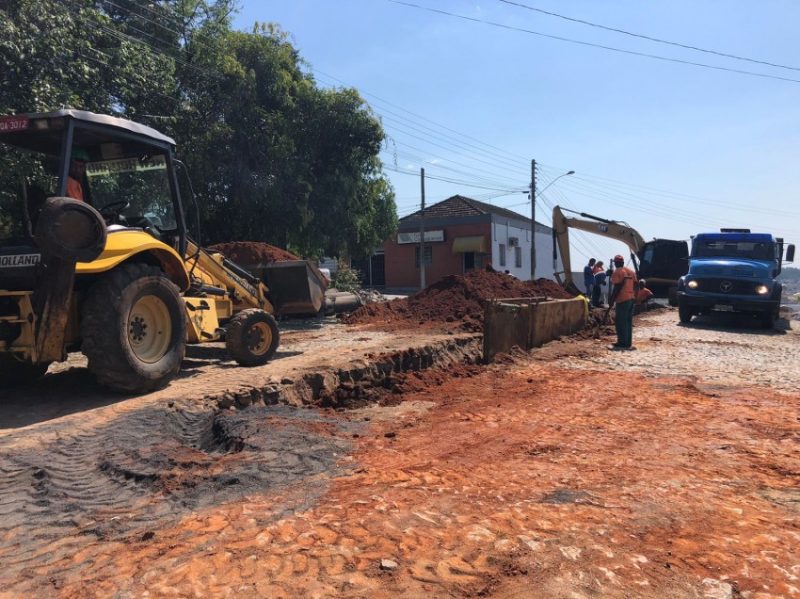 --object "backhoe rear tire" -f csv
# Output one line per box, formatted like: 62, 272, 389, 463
0, 356, 50, 387
81, 264, 186, 394
225, 309, 279, 367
